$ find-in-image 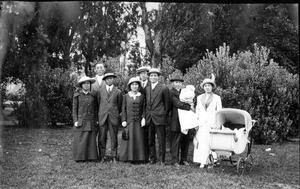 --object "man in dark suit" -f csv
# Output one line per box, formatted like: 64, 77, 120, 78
136, 66, 150, 95
145, 68, 170, 165
97, 72, 123, 163
169, 76, 193, 167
